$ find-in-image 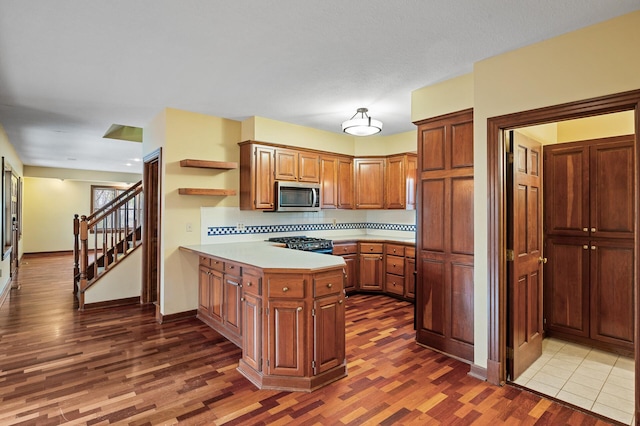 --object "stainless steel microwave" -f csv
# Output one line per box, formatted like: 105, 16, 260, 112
275, 181, 321, 212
